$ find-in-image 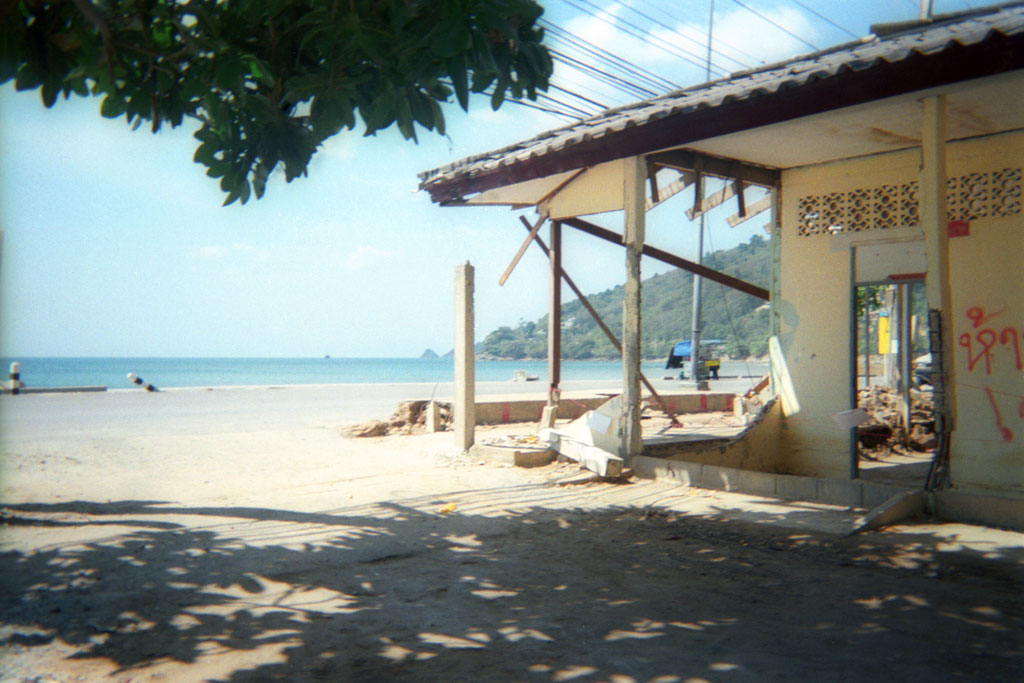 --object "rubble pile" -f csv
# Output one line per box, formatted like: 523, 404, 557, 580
856, 385, 936, 457
343, 400, 453, 438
